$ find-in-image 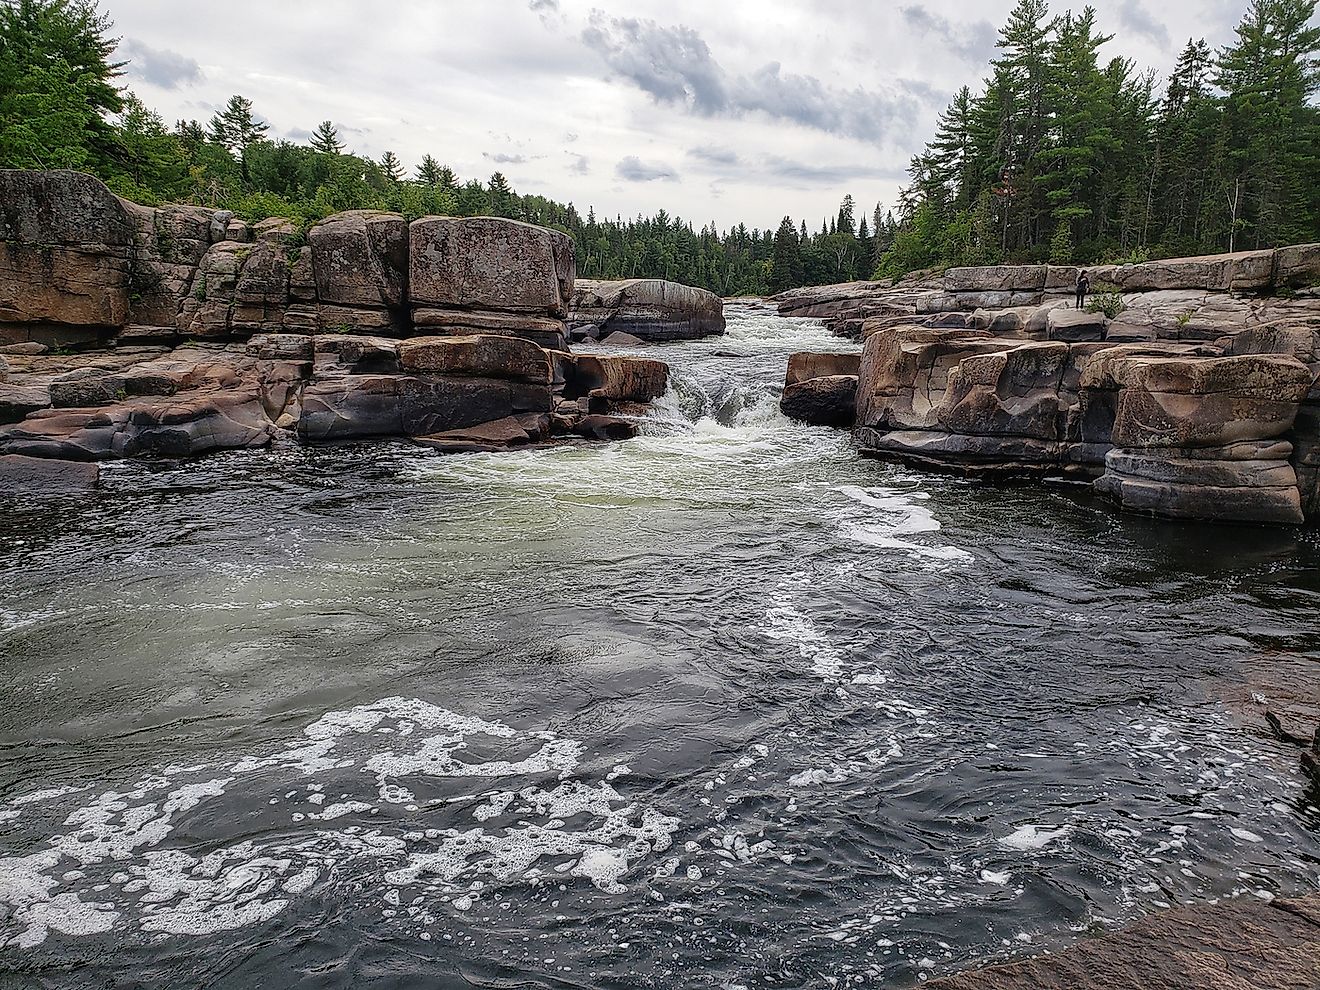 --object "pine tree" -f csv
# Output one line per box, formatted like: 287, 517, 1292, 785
380, 150, 404, 183
769, 216, 804, 293
209, 95, 268, 155
310, 120, 343, 155
0, 0, 125, 170
487, 171, 515, 217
